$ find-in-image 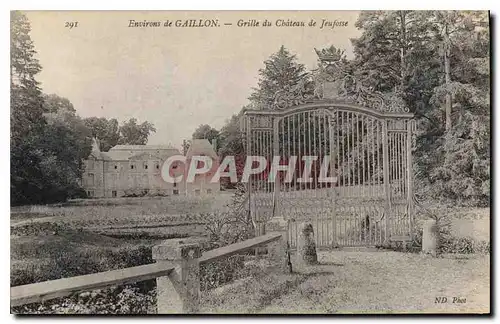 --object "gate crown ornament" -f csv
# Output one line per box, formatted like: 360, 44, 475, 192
268, 47, 409, 113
